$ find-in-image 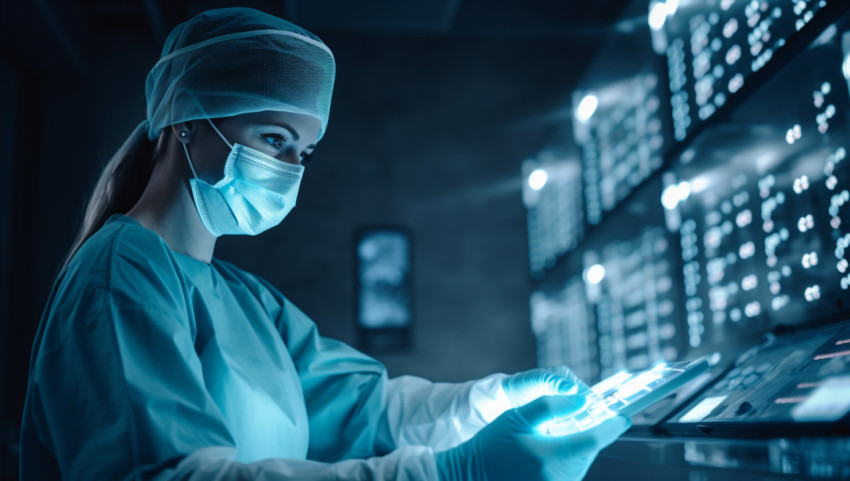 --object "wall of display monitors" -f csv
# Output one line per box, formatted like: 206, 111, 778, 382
657, 0, 836, 142
528, 0, 850, 438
